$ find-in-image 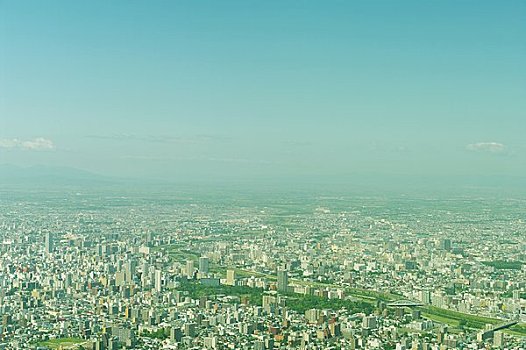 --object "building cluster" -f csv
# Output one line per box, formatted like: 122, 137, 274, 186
0, 192, 525, 349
